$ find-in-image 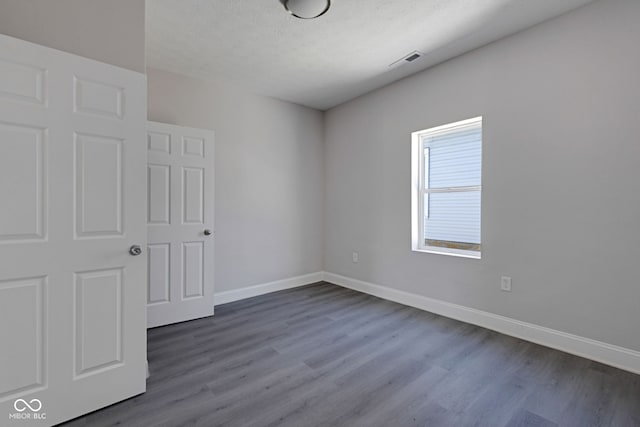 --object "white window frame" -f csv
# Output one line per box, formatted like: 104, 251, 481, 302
411, 116, 482, 259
